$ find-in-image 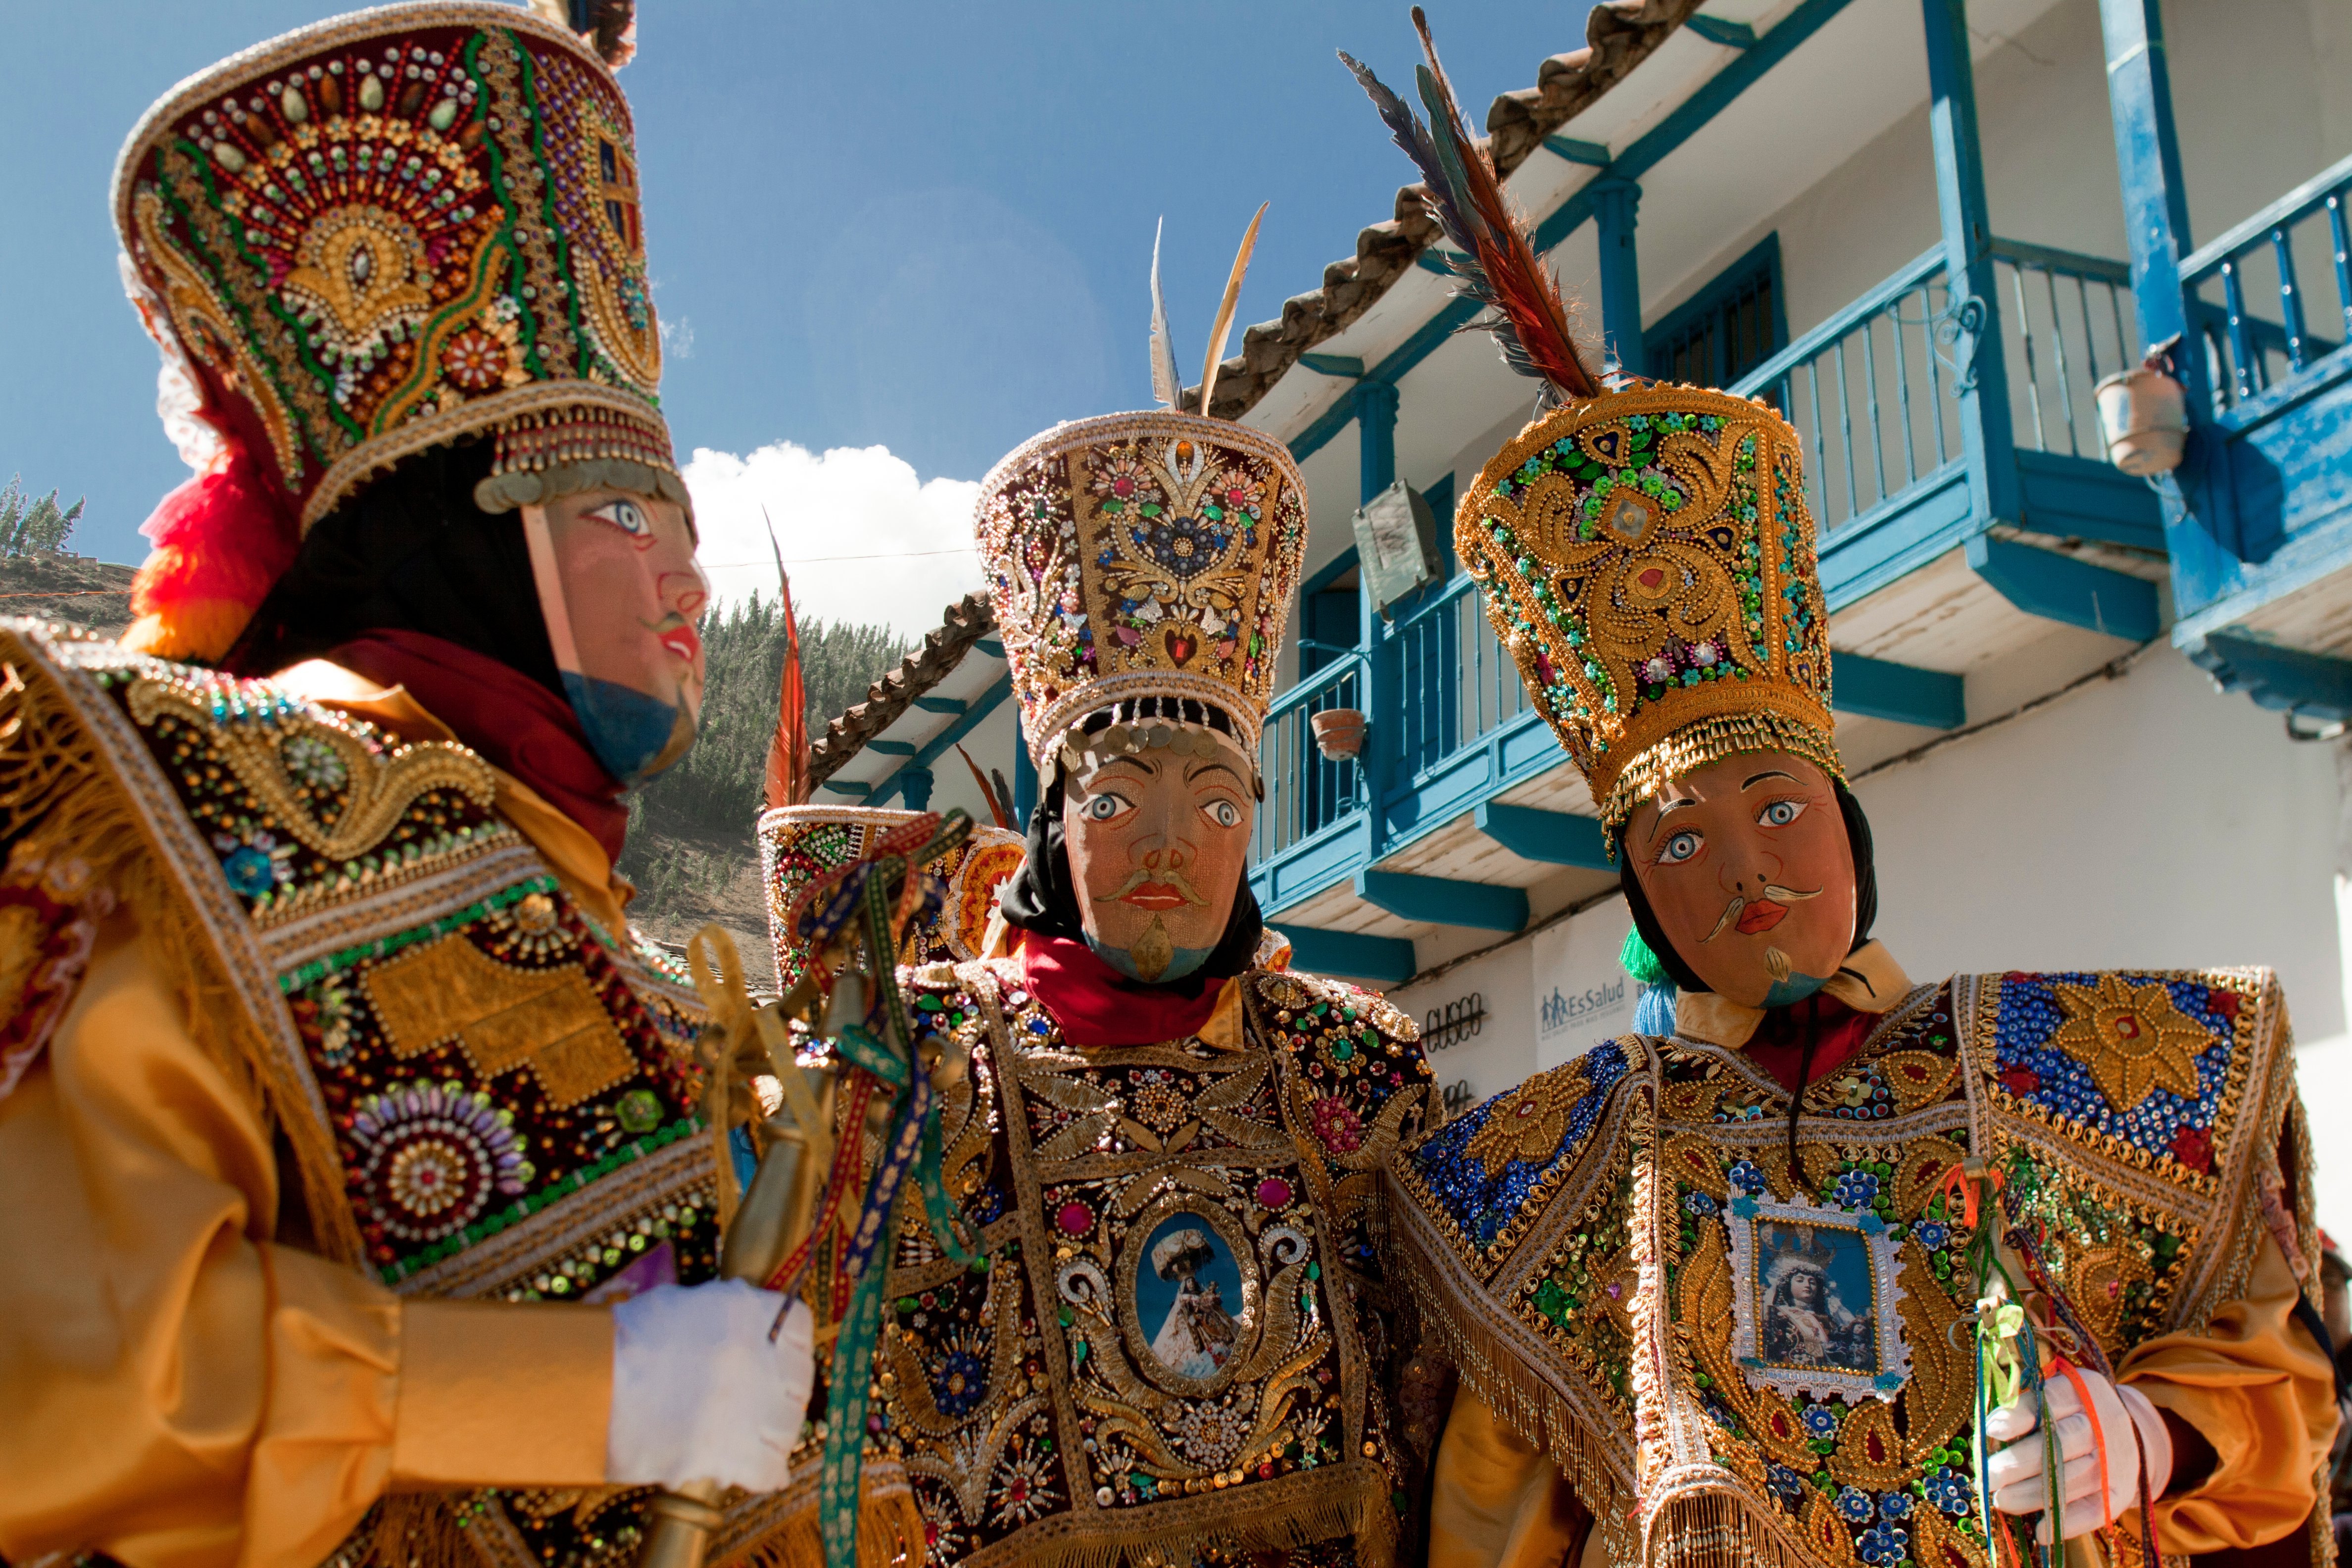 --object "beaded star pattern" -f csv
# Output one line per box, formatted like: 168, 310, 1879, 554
976, 412, 1307, 763
113, 3, 678, 532
1456, 384, 1841, 832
